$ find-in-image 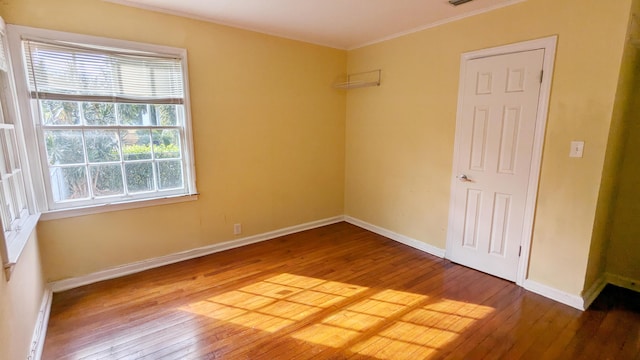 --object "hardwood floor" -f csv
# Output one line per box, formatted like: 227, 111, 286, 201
42, 222, 640, 359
